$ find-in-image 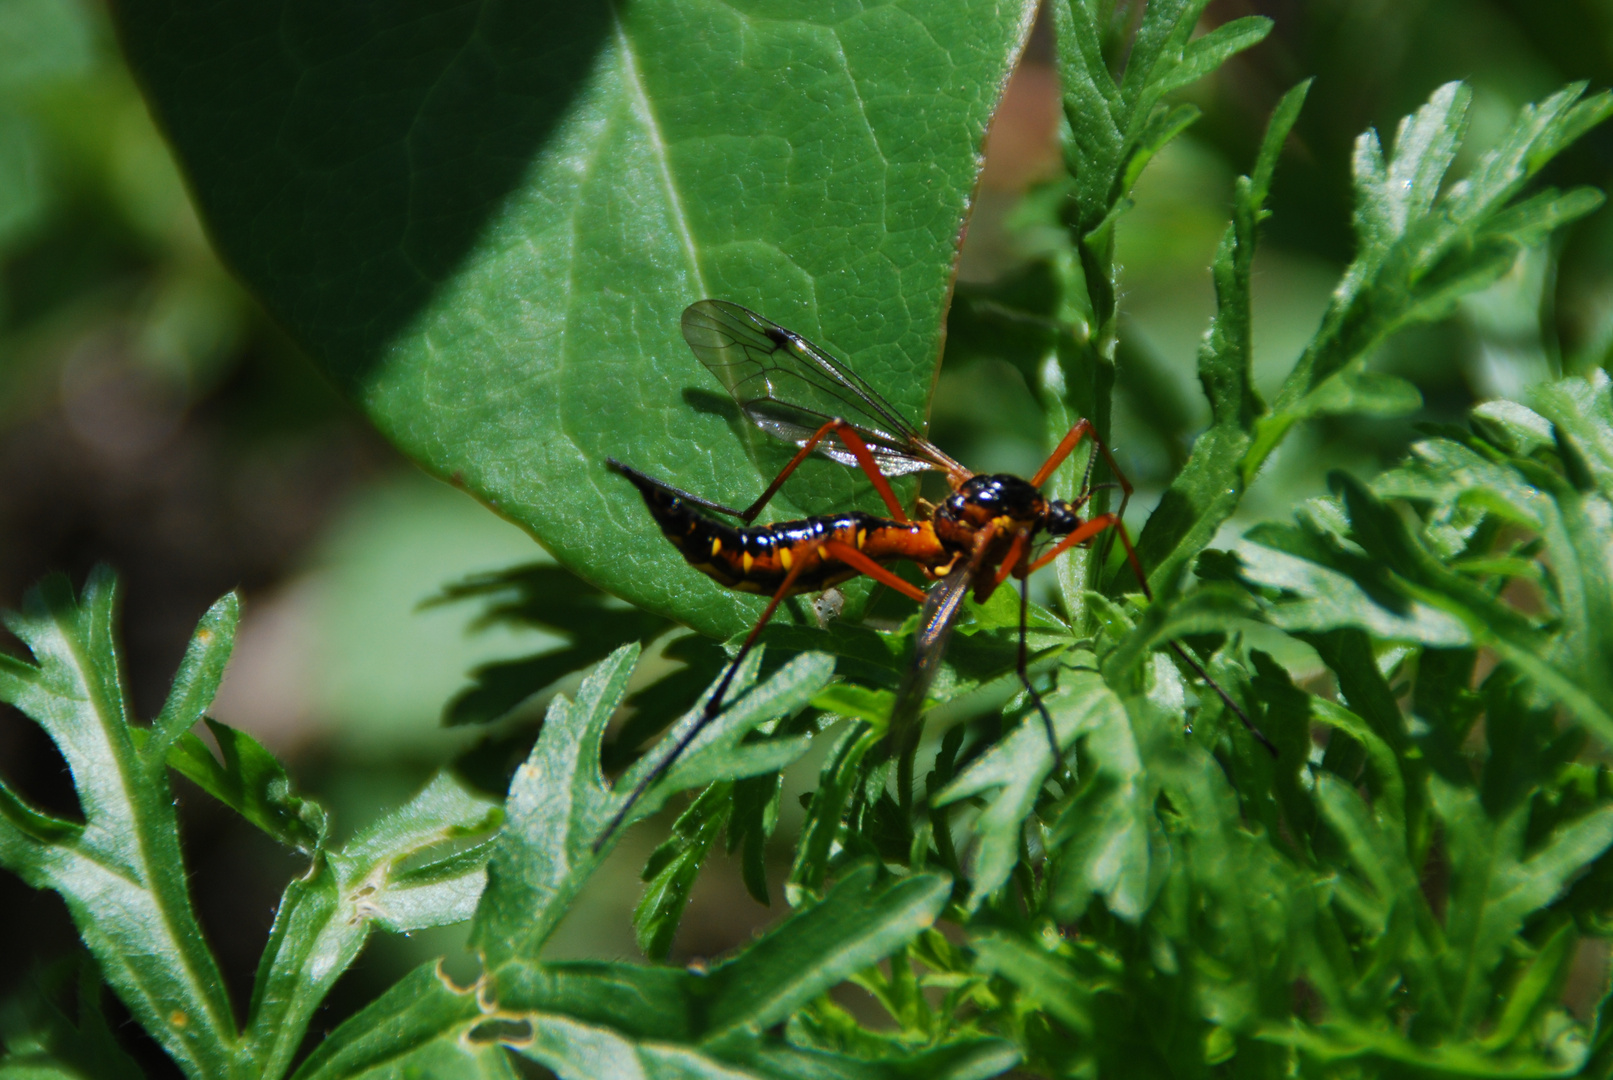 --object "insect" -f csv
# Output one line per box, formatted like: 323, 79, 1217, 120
602, 300, 1275, 844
